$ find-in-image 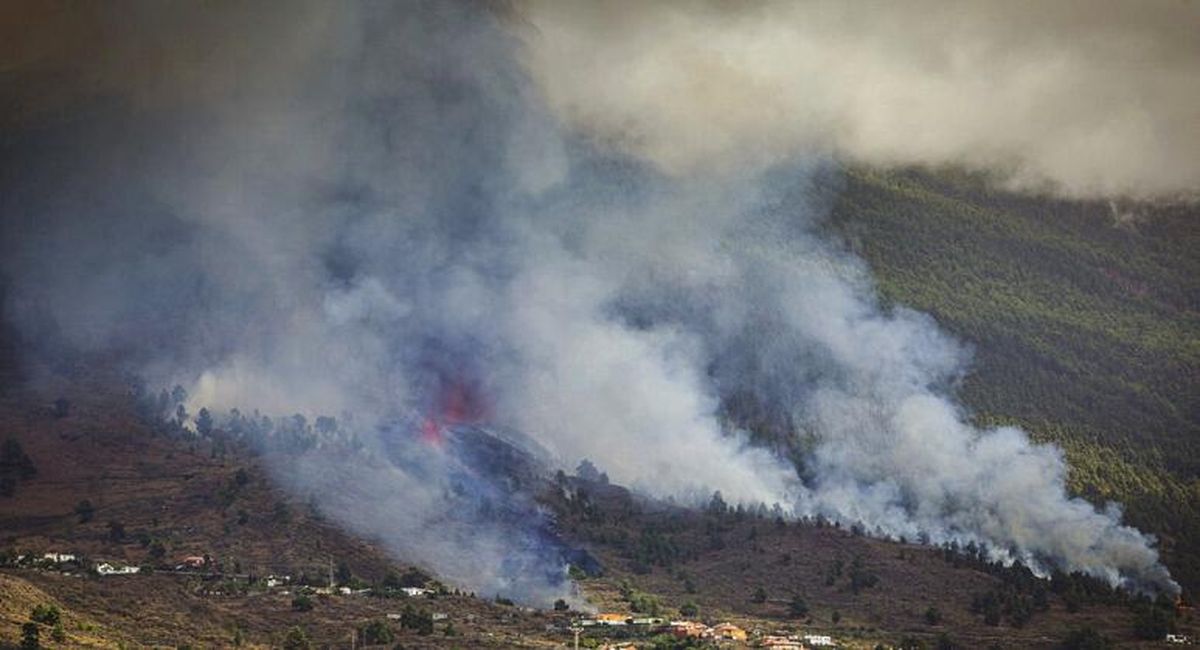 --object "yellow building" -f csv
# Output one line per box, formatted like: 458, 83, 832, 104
712, 622, 748, 641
